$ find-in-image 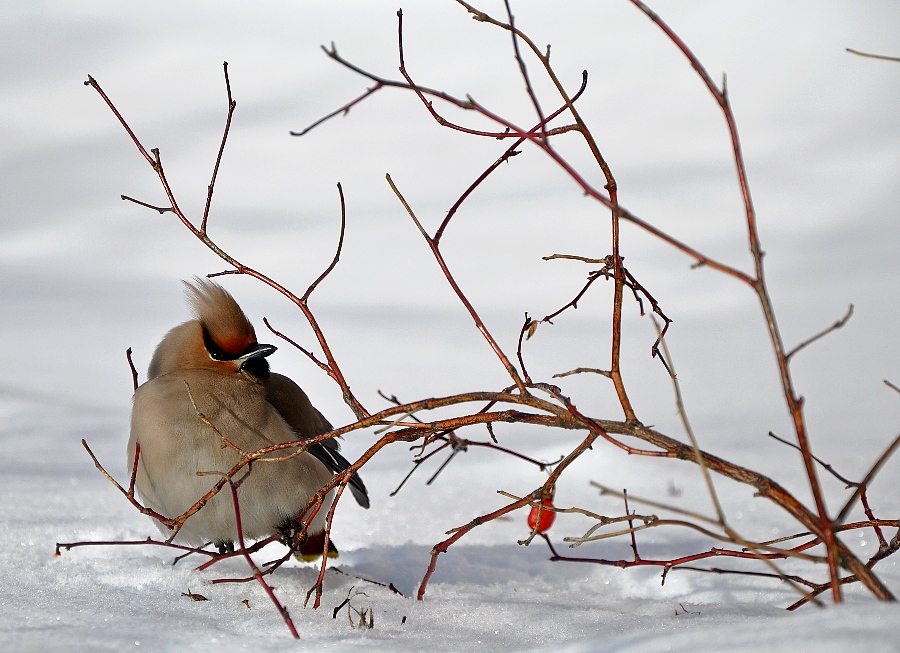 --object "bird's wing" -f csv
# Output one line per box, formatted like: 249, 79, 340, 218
265, 372, 370, 509
307, 439, 370, 509
263, 372, 332, 438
